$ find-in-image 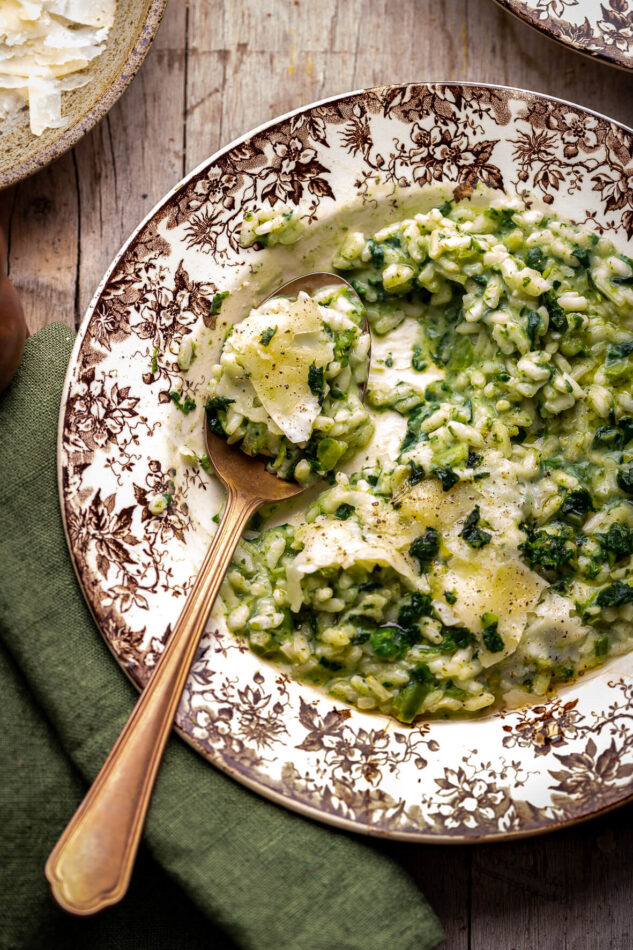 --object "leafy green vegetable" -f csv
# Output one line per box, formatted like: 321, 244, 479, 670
397, 591, 433, 631
617, 464, 633, 495
597, 522, 633, 563
596, 582, 633, 608
526, 310, 542, 348
408, 461, 426, 485
481, 613, 504, 652
333, 328, 357, 366
169, 392, 196, 414
606, 340, 633, 364
593, 416, 633, 450
260, 326, 277, 346
210, 291, 230, 315
412, 344, 427, 372
370, 626, 410, 660
572, 245, 591, 268
519, 523, 575, 575
525, 247, 545, 271
543, 292, 568, 334
432, 465, 459, 492
594, 635, 609, 658
308, 362, 325, 401
439, 625, 475, 651
334, 503, 355, 520
560, 489, 593, 521
204, 395, 235, 434
460, 507, 492, 549
319, 656, 343, 671
409, 528, 440, 571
